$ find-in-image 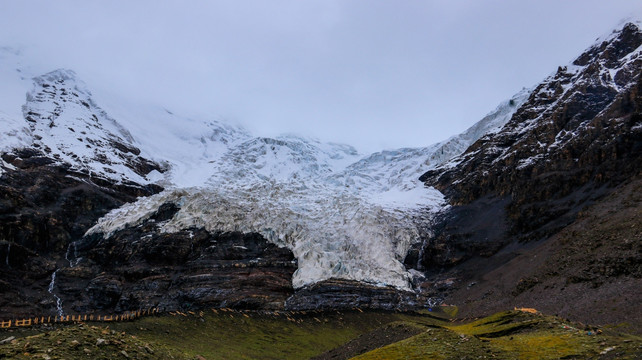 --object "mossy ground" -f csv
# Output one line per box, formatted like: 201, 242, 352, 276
0, 322, 174, 359
354, 310, 642, 360
0, 309, 640, 359
108, 309, 412, 359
